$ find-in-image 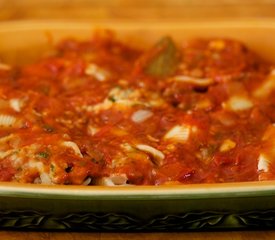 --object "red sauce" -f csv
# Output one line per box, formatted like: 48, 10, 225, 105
0, 34, 274, 185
